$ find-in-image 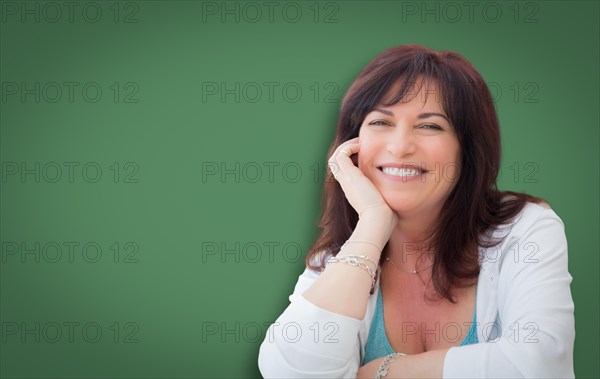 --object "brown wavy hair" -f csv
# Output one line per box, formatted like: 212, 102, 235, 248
306, 44, 546, 302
